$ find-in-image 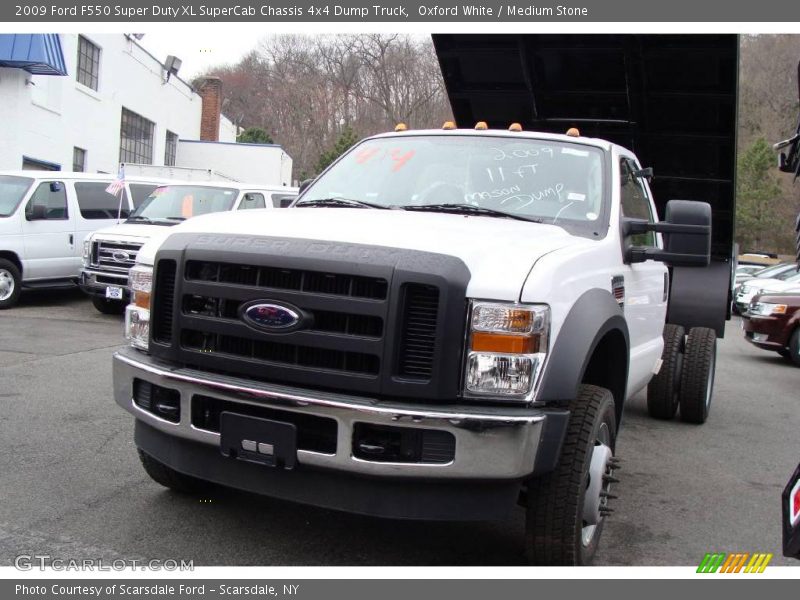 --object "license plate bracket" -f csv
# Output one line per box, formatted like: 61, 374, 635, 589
219, 412, 297, 469
105, 286, 123, 300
